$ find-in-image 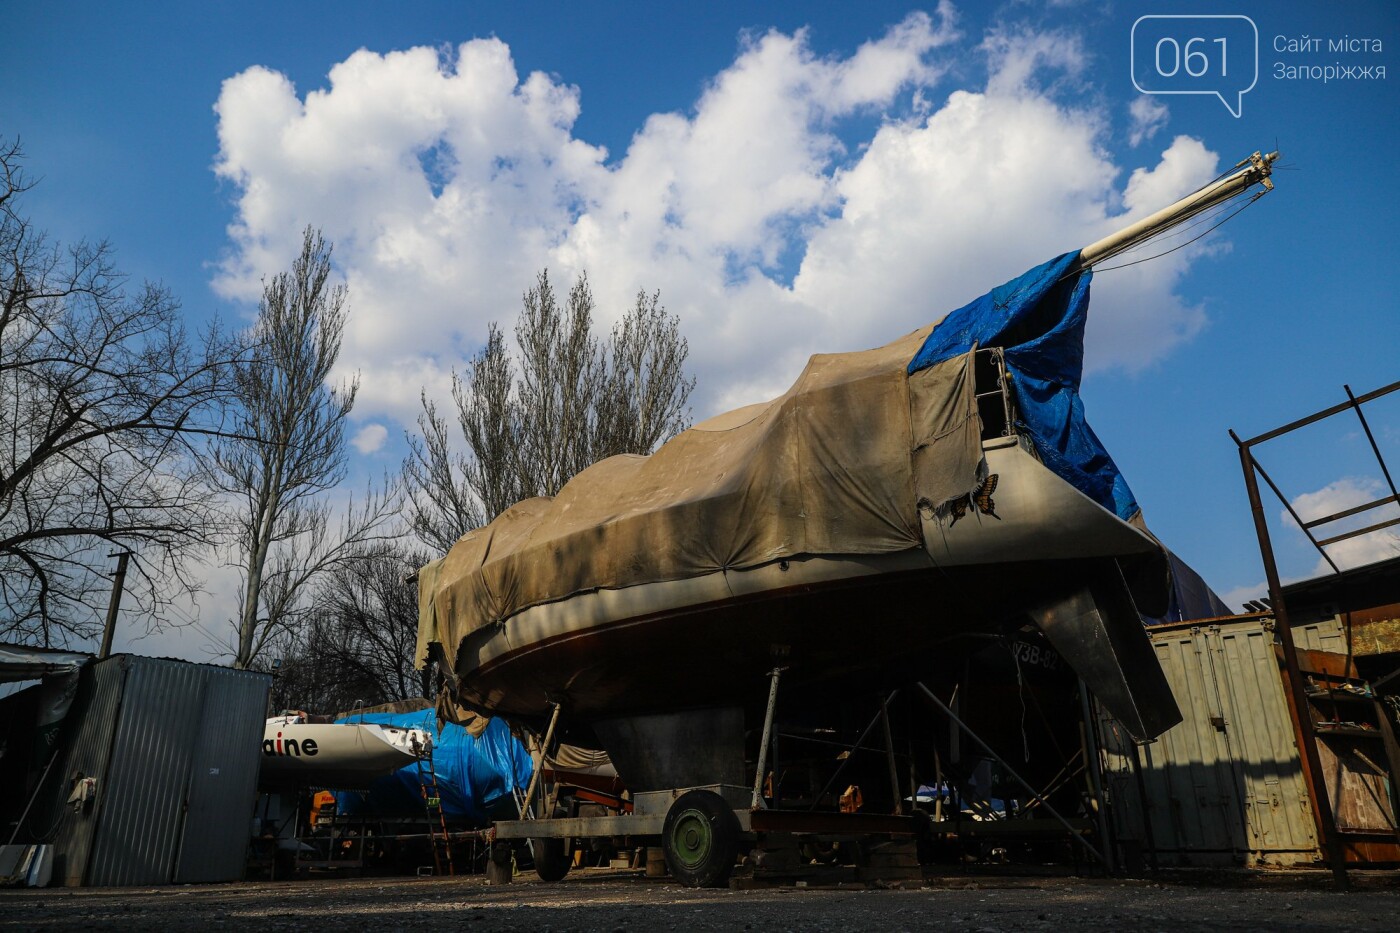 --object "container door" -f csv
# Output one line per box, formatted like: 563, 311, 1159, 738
174, 671, 271, 883
1211, 623, 1318, 864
